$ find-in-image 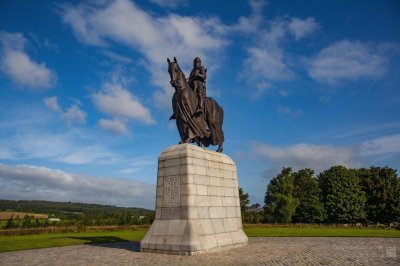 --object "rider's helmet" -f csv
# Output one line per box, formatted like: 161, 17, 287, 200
193, 57, 201, 67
